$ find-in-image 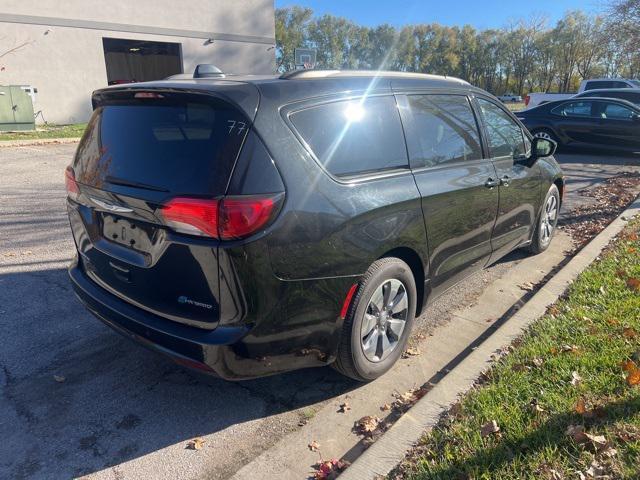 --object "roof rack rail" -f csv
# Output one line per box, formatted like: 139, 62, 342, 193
279, 69, 469, 84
